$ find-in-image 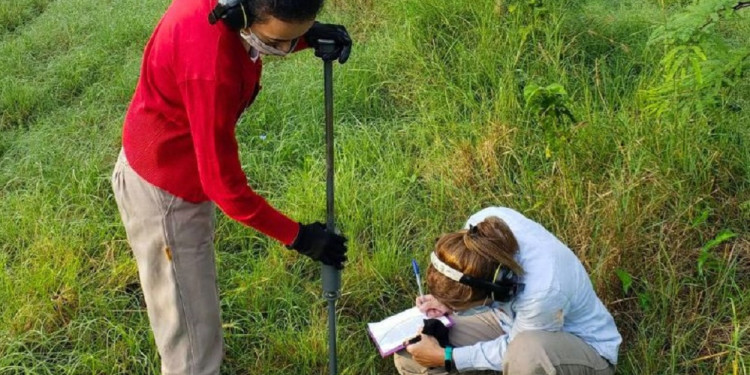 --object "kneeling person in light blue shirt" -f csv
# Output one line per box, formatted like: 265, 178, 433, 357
395, 207, 622, 375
